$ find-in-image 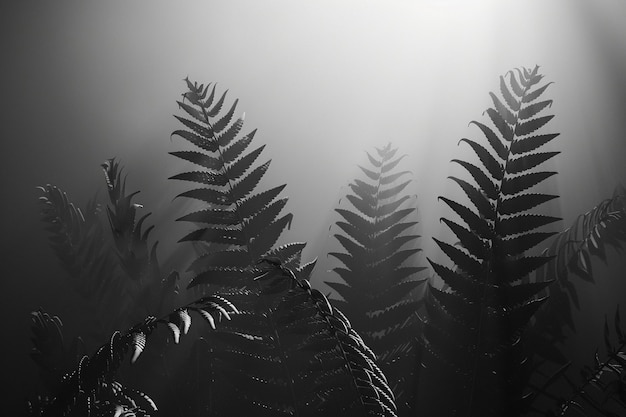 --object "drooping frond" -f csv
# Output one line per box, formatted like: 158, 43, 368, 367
201, 259, 397, 417
523, 187, 626, 411
324, 143, 426, 416
539, 185, 626, 286
38, 294, 238, 417
171, 79, 296, 290
421, 66, 561, 417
